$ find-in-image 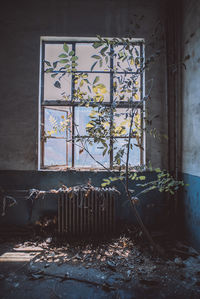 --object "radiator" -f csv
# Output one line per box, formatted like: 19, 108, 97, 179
58, 187, 117, 235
